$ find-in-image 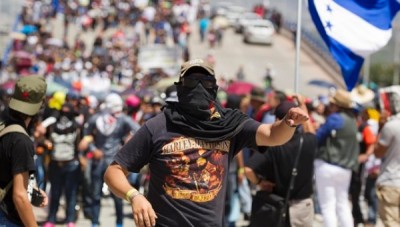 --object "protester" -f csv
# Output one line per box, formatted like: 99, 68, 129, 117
199, 15, 209, 43
374, 112, 400, 227
248, 87, 266, 120
308, 97, 327, 130
245, 98, 317, 227
43, 103, 81, 227
79, 93, 140, 227
125, 94, 142, 122
0, 76, 48, 226
264, 67, 274, 91
314, 89, 359, 227
350, 108, 377, 227
363, 108, 382, 226
104, 59, 309, 227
